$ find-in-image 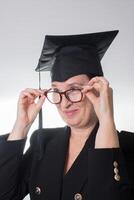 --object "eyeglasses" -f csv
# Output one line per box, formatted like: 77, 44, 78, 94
44, 88, 83, 104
